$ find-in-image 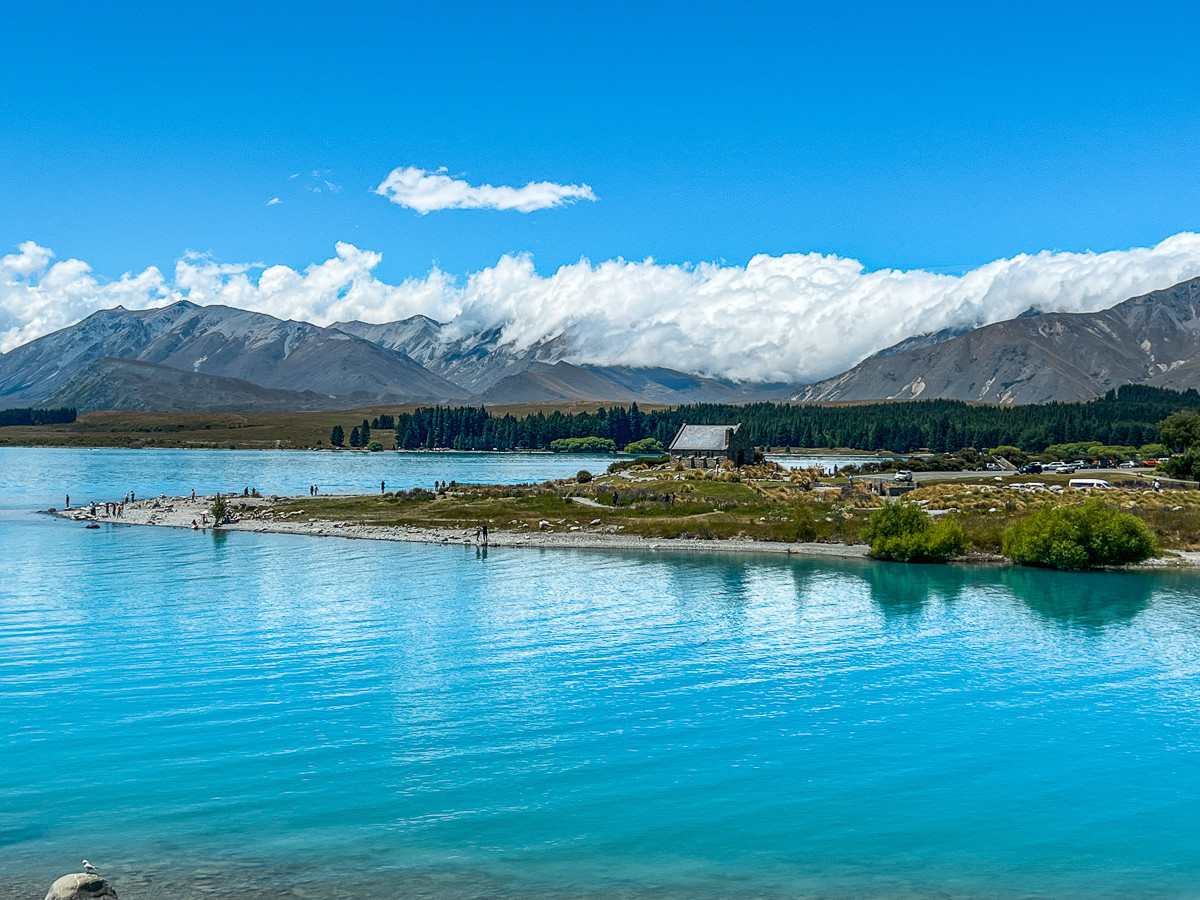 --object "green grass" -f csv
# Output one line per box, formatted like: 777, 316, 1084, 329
215, 460, 1200, 558
263, 475, 875, 546
0, 408, 405, 449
